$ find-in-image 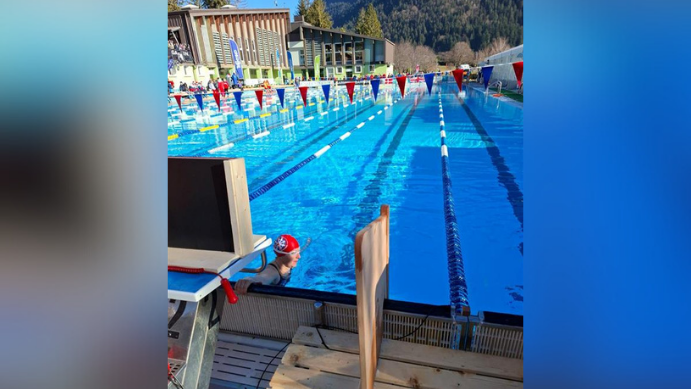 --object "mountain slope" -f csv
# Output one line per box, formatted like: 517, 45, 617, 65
324, 0, 522, 52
